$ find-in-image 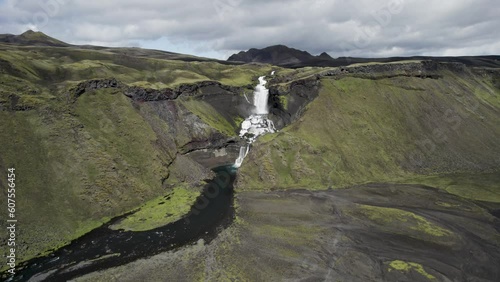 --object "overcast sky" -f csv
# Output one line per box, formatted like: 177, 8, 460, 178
0, 0, 499, 59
